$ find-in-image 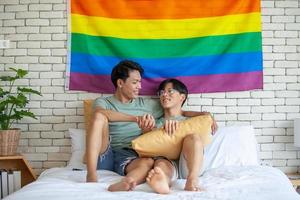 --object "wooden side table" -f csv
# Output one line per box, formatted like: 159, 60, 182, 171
0, 155, 36, 187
